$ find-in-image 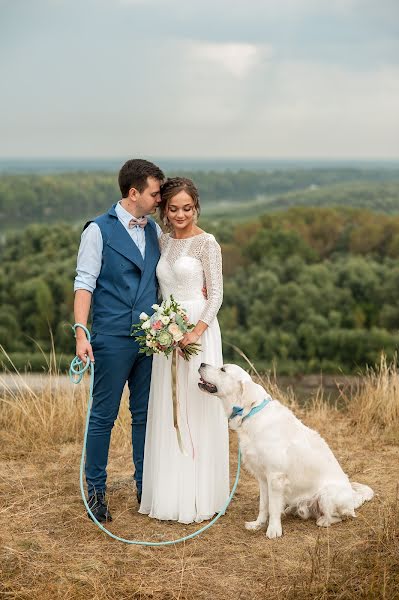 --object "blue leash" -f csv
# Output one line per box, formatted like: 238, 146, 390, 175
69, 323, 241, 546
